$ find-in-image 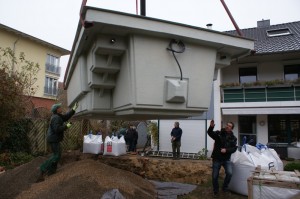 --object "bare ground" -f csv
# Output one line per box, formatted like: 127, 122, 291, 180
0, 150, 247, 199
